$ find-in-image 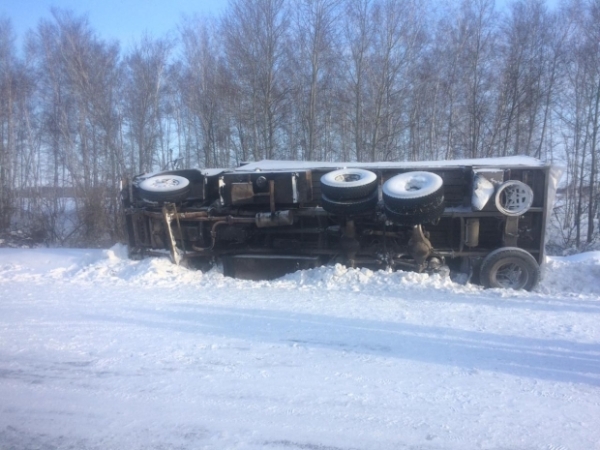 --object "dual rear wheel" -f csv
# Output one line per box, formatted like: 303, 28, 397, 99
320, 168, 379, 215
319, 168, 446, 225
382, 171, 445, 225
